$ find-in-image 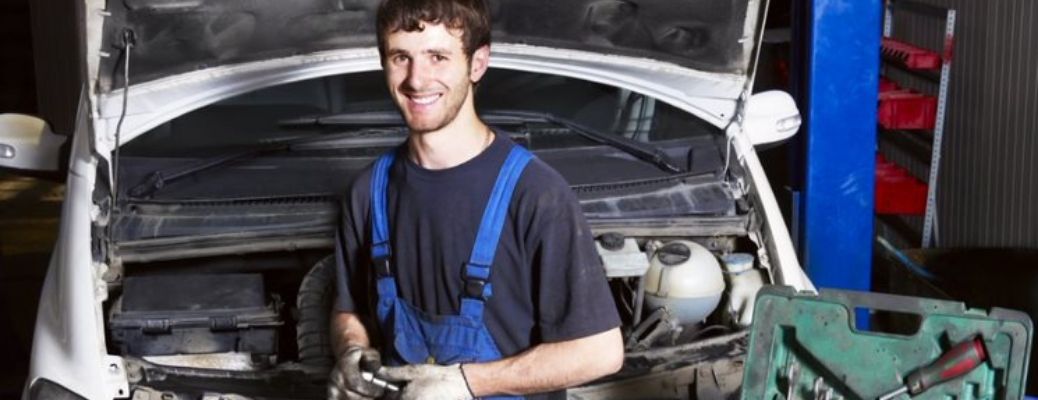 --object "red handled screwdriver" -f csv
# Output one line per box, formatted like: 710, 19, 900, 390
877, 336, 987, 400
